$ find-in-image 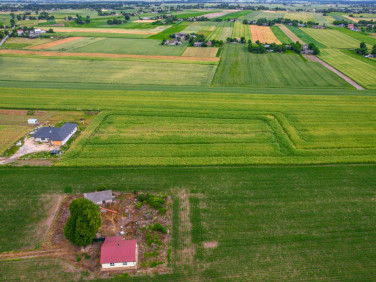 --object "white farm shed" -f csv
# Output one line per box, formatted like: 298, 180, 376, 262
28, 119, 38, 124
